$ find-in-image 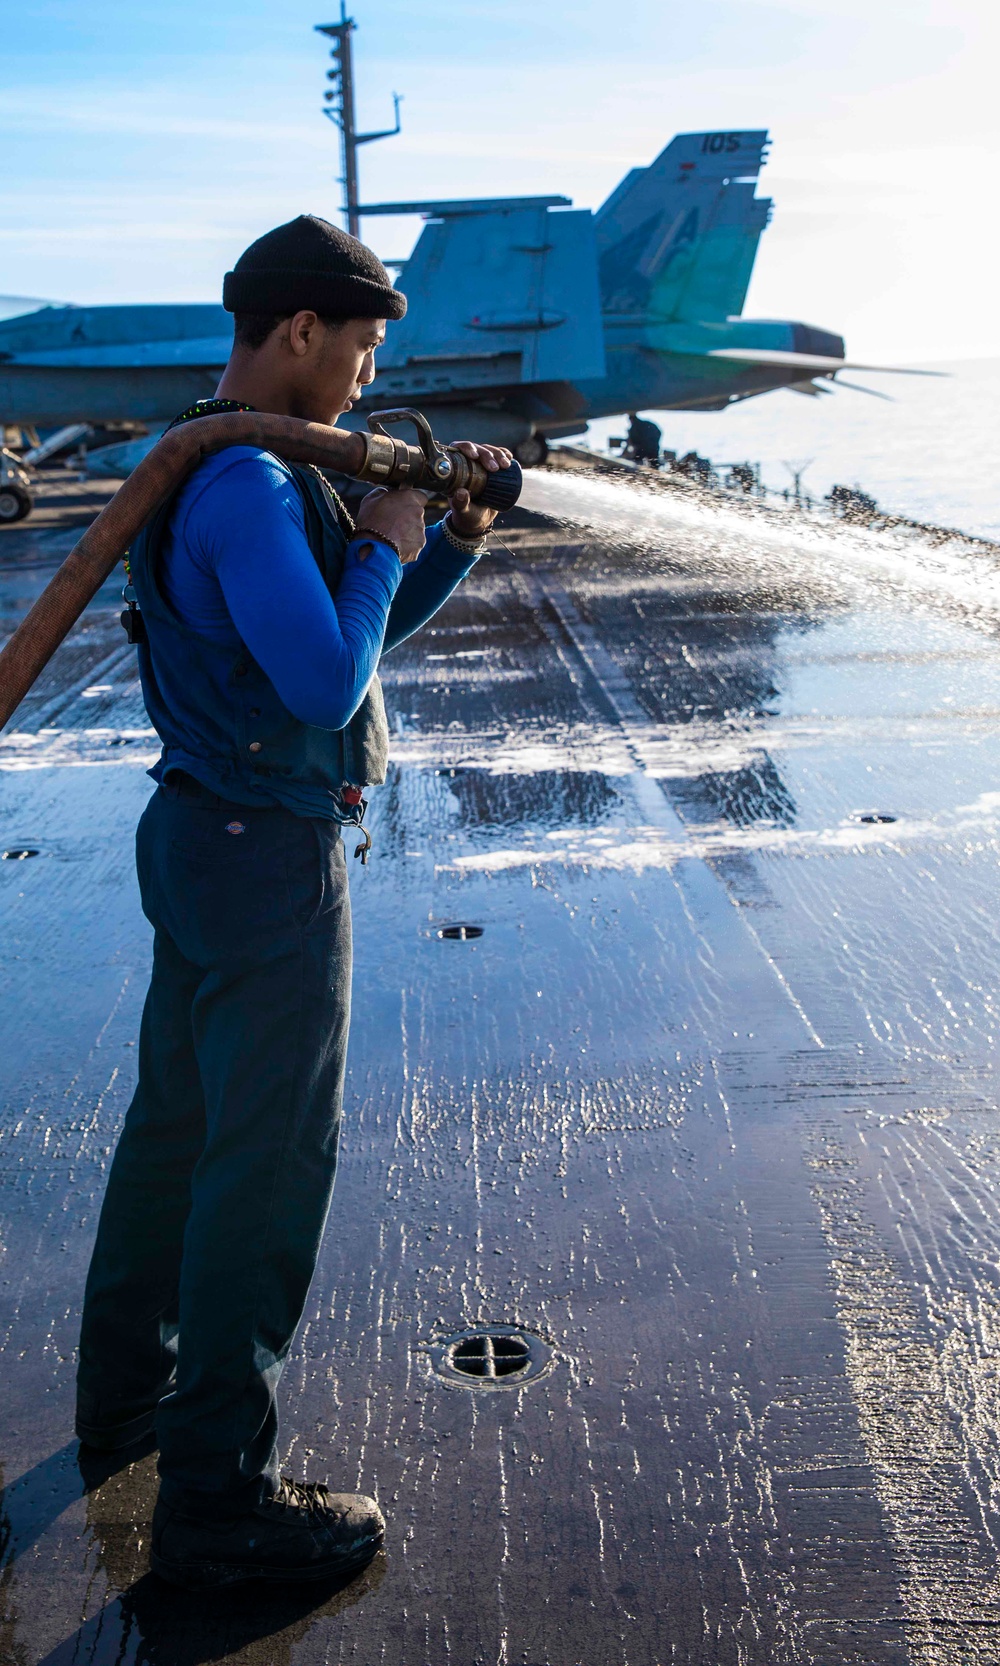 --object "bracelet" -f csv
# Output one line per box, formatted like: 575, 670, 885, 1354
352, 531, 403, 563
441, 512, 488, 556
